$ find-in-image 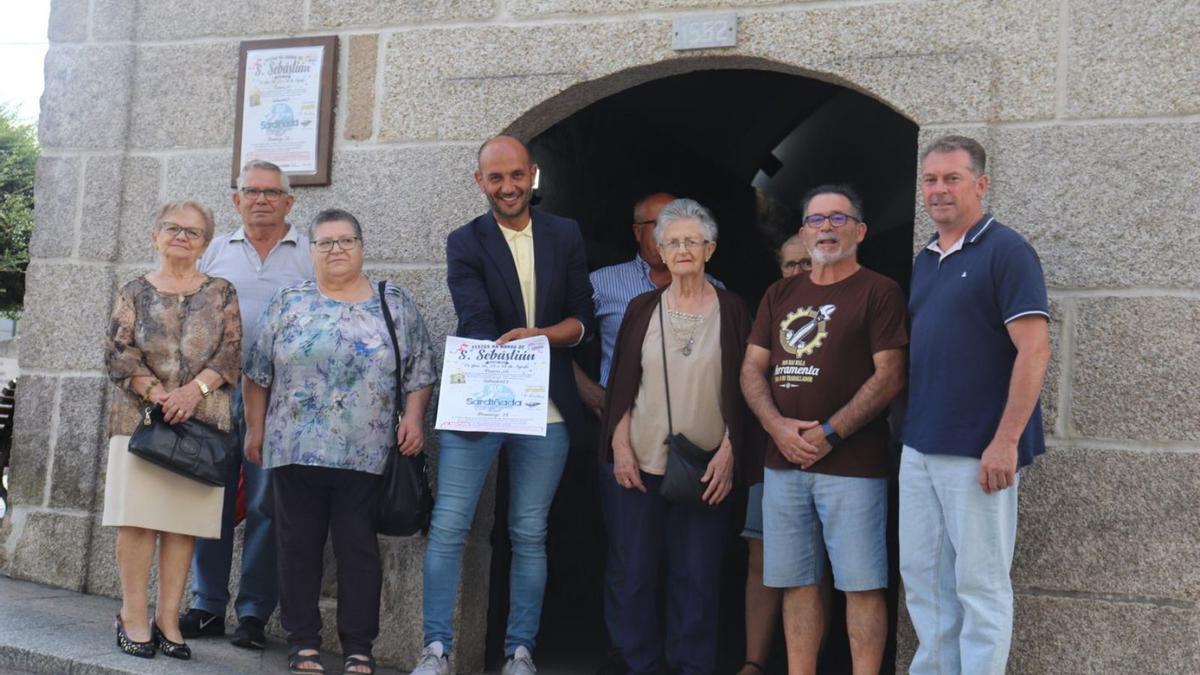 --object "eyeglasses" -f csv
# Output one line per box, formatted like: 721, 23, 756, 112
660, 238, 709, 252
312, 236, 362, 253
802, 212, 860, 229
160, 224, 206, 241
782, 259, 812, 272
239, 187, 288, 202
